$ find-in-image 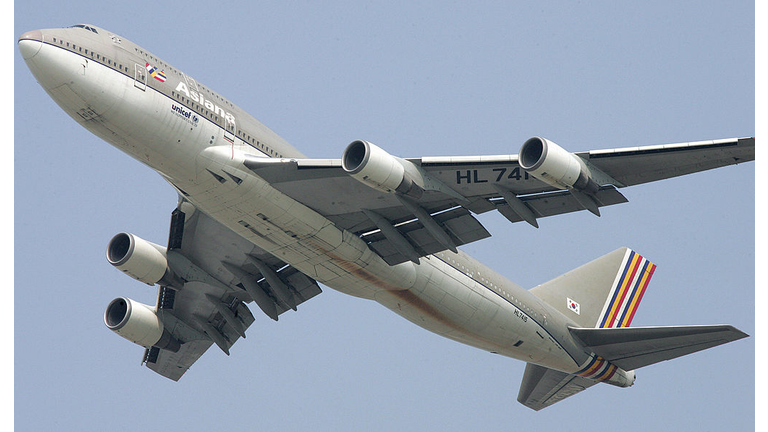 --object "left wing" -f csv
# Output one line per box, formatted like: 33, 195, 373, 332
143, 200, 322, 380
243, 137, 753, 266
